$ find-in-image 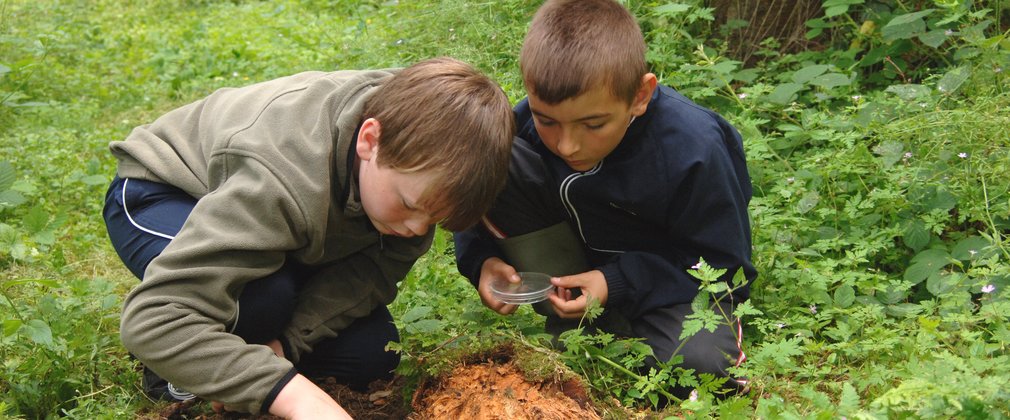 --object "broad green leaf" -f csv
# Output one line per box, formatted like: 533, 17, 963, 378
3, 319, 22, 337
824, 5, 849, 17
925, 188, 957, 211
834, 284, 855, 308
871, 140, 904, 168
401, 306, 432, 323
885, 303, 923, 318
796, 191, 820, 214
904, 258, 947, 284
709, 60, 739, 75
767, 82, 804, 105
918, 29, 949, 48
881, 10, 935, 42
22, 319, 53, 346
0, 190, 26, 208
911, 248, 950, 265
809, 73, 851, 89
0, 161, 15, 191
654, 3, 691, 15
406, 319, 442, 334
885, 84, 930, 101
23, 206, 49, 233
937, 66, 970, 94
952, 236, 993, 260
903, 220, 930, 251
926, 271, 960, 296
823, 0, 863, 6
879, 285, 907, 304
792, 64, 830, 84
